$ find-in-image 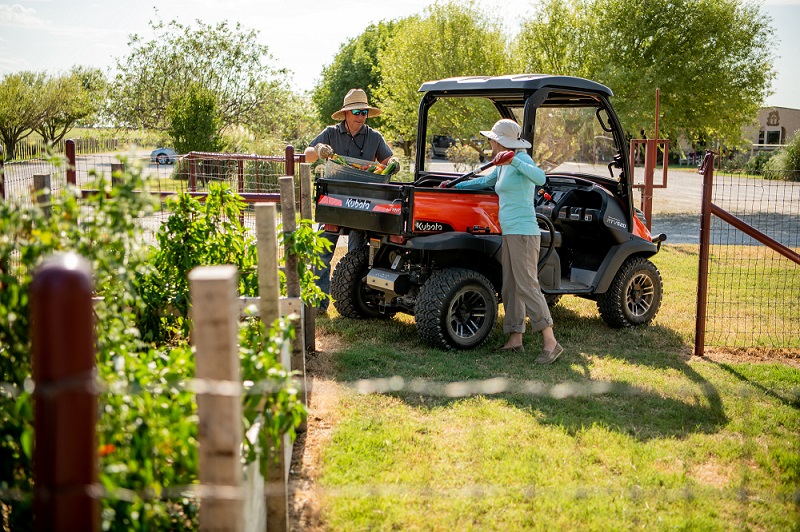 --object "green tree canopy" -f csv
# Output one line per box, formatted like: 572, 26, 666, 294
0, 71, 48, 161
511, 0, 593, 77
312, 21, 399, 130
107, 17, 292, 135
374, 1, 509, 151
513, 0, 776, 148
167, 83, 224, 154
36, 67, 107, 146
